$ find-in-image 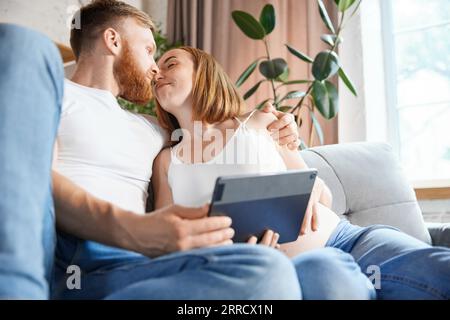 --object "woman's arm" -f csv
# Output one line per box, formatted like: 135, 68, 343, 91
152, 148, 174, 209
249, 111, 334, 232
251, 111, 333, 206
276, 134, 333, 208
247, 111, 308, 169
275, 135, 334, 233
